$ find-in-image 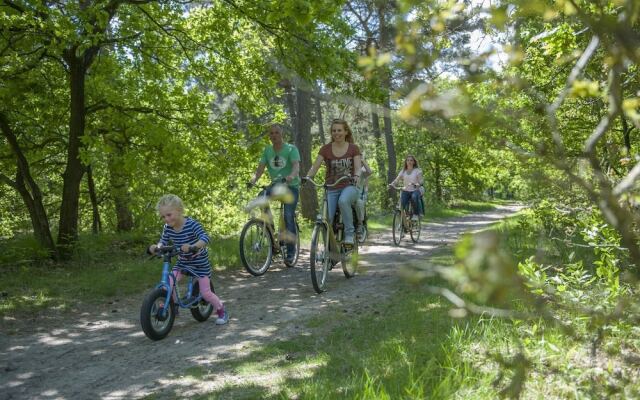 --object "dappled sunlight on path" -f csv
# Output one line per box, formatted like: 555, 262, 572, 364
0, 204, 522, 399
